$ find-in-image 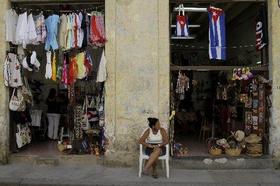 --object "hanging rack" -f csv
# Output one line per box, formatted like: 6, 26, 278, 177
173, 7, 208, 13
